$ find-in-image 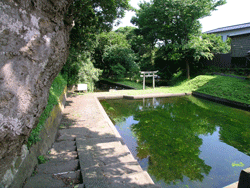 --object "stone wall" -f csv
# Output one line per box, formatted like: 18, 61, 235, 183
0, 86, 67, 188
0, 0, 72, 183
